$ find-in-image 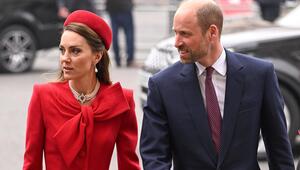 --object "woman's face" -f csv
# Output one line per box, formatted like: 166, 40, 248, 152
59, 30, 100, 81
